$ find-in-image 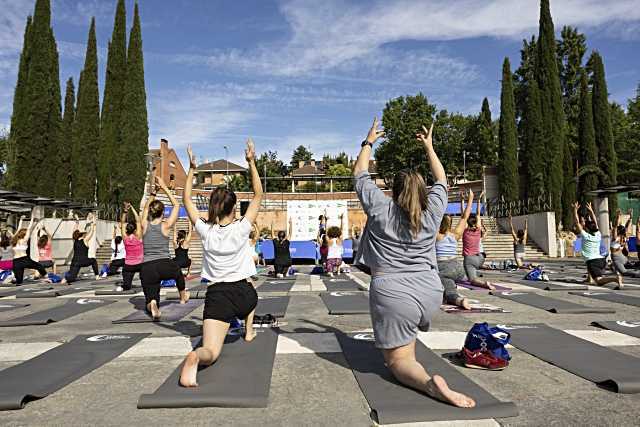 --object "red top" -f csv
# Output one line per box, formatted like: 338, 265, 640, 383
462, 228, 481, 256
38, 241, 52, 261
124, 235, 144, 265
